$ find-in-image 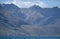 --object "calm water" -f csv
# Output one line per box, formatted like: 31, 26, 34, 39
0, 36, 60, 39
